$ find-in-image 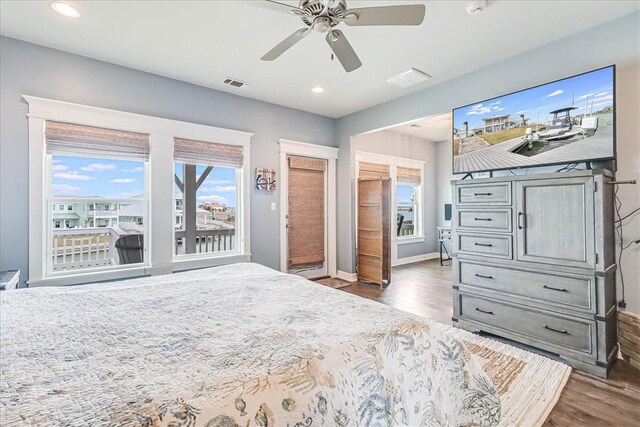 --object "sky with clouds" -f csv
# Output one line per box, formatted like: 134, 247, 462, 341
453, 66, 614, 130
52, 155, 237, 207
